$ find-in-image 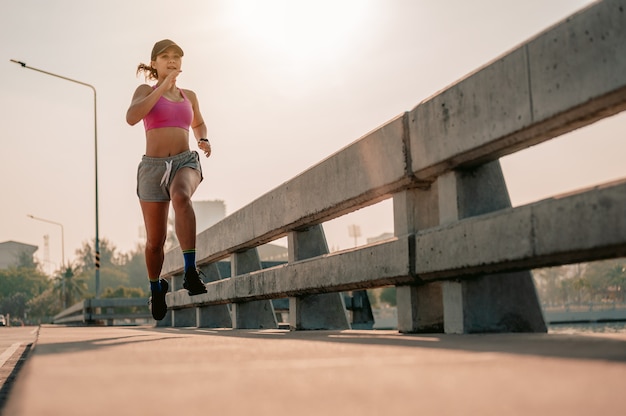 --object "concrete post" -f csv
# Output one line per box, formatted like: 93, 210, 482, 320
197, 263, 232, 328
172, 307, 196, 327
288, 225, 350, 330
349, 290, 375, 329
171, 274, 184, 291
231, 248, 277, 329
170, 266, 219, 328
394, 161, 546, 333
438, 161, 547, 333
169, 272, 193, 327
394, 185, 445, 333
